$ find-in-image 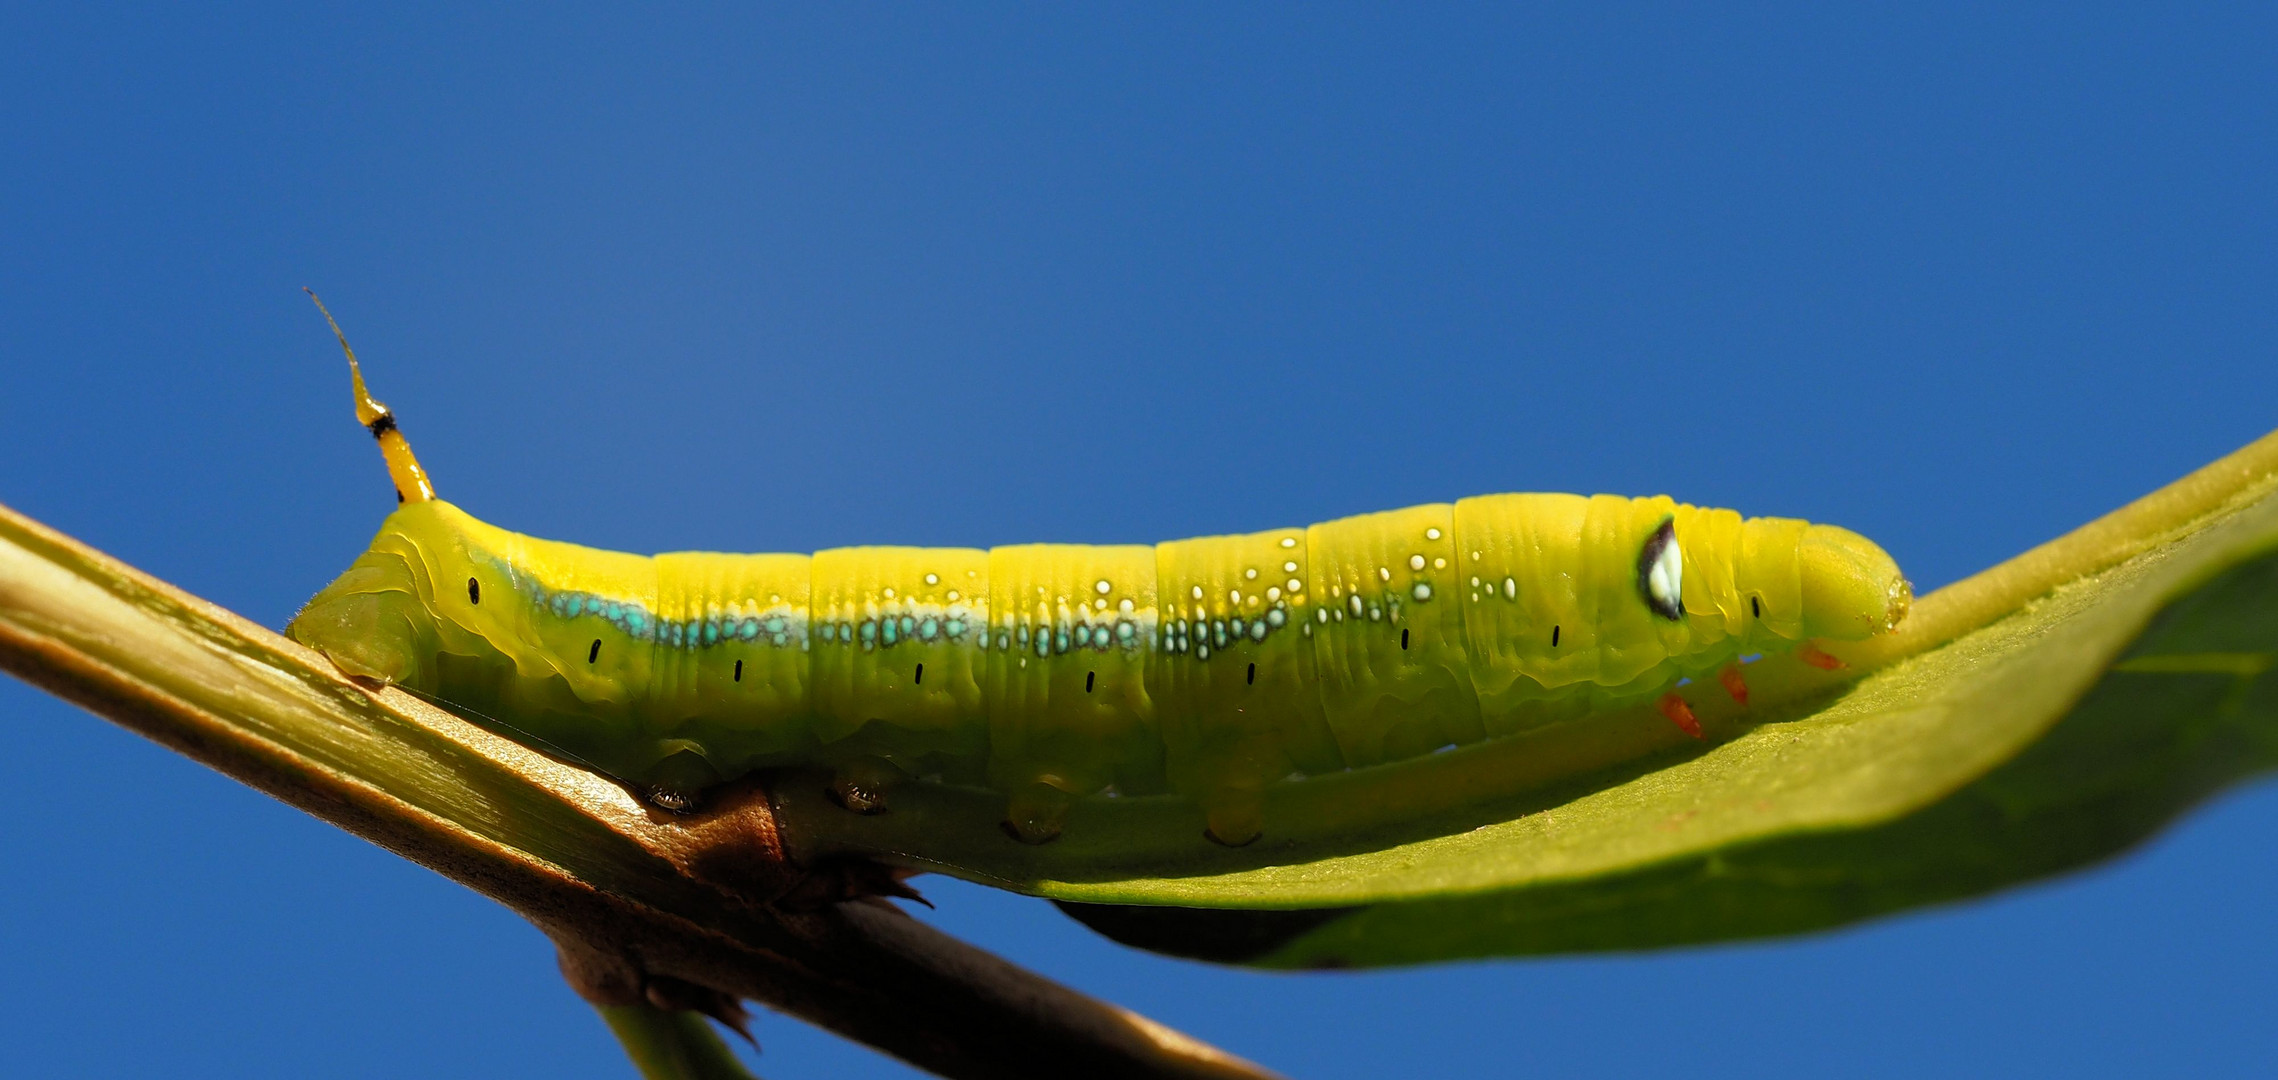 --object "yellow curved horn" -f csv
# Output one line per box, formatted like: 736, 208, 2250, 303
305, 288, 434, 504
